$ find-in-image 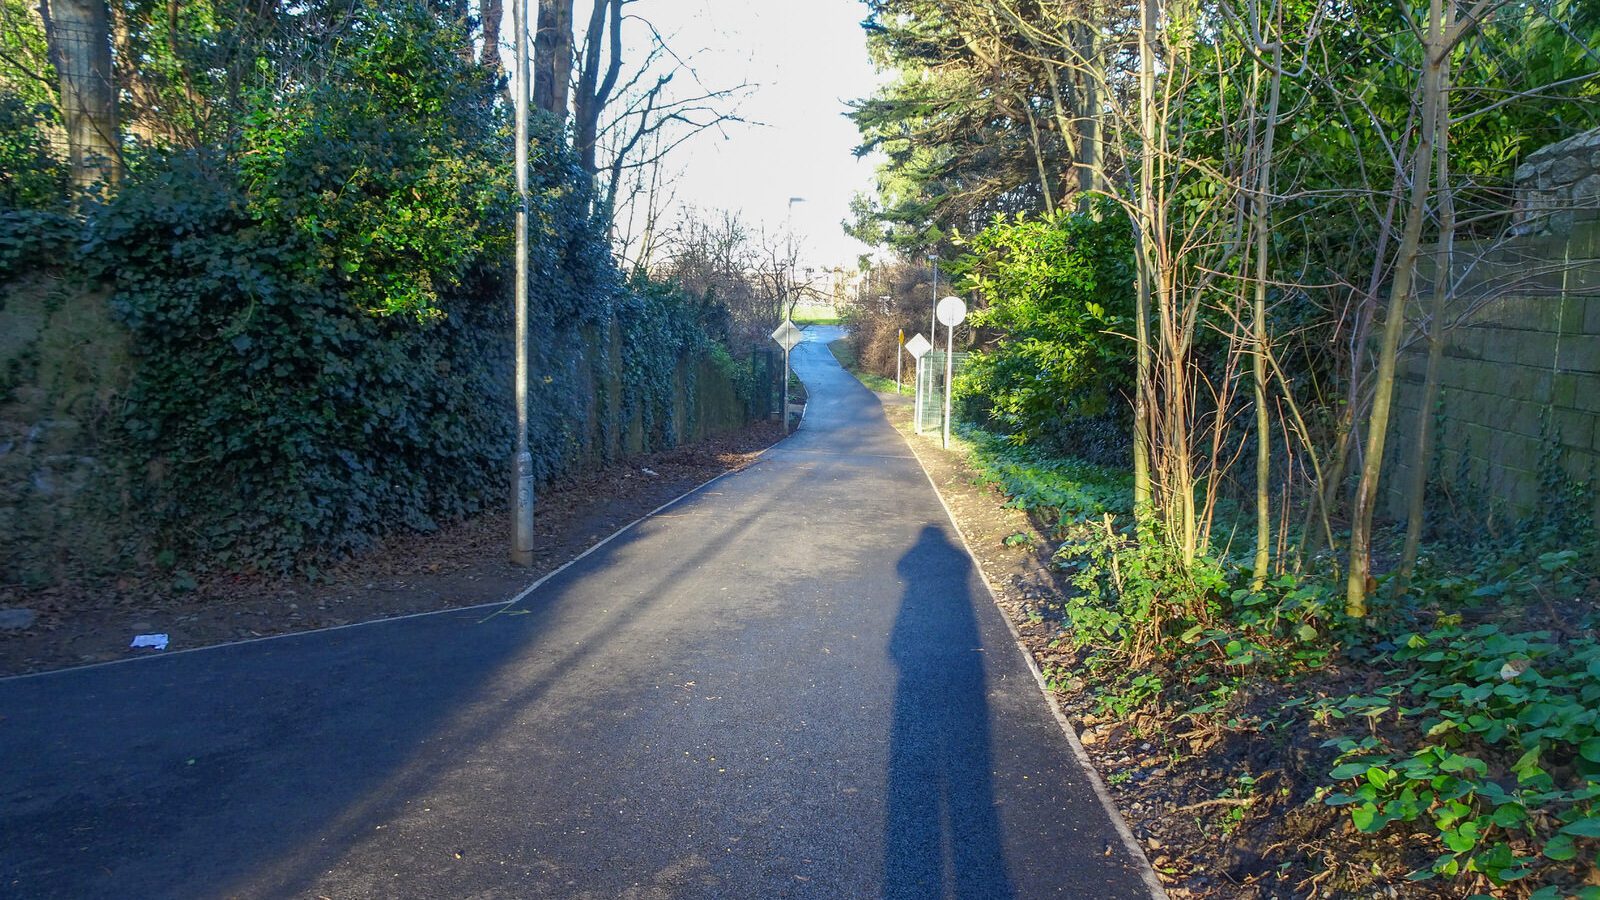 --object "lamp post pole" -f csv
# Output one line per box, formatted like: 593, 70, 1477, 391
509, 0, 535, 566
913, 355, 923, 433
927, 252, 939, 348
